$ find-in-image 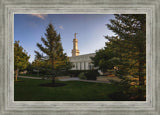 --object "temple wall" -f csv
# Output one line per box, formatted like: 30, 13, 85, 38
69, 53, 95, 70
